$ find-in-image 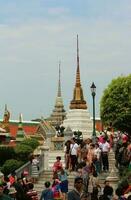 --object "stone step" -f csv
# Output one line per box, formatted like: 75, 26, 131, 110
34, 170, 76, 196
34, 169, 109, 197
